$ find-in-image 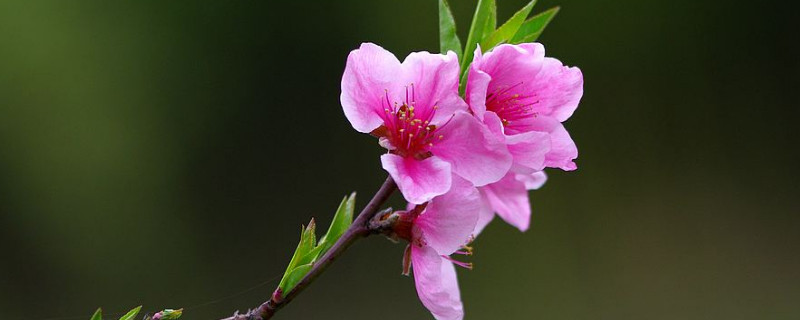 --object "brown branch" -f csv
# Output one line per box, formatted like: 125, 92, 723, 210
221, 175, 397, 320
